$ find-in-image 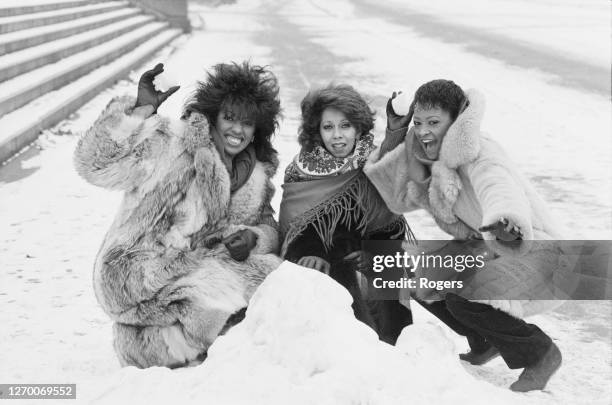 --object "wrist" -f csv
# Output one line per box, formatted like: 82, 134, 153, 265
132, 105, 155, 119
245, 230, 259, 249
380, 127, 408, 156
